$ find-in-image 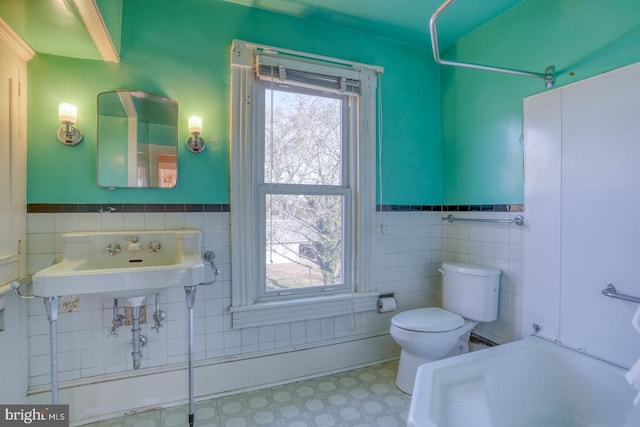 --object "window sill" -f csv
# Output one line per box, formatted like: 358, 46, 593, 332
229, 292, 380, 329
